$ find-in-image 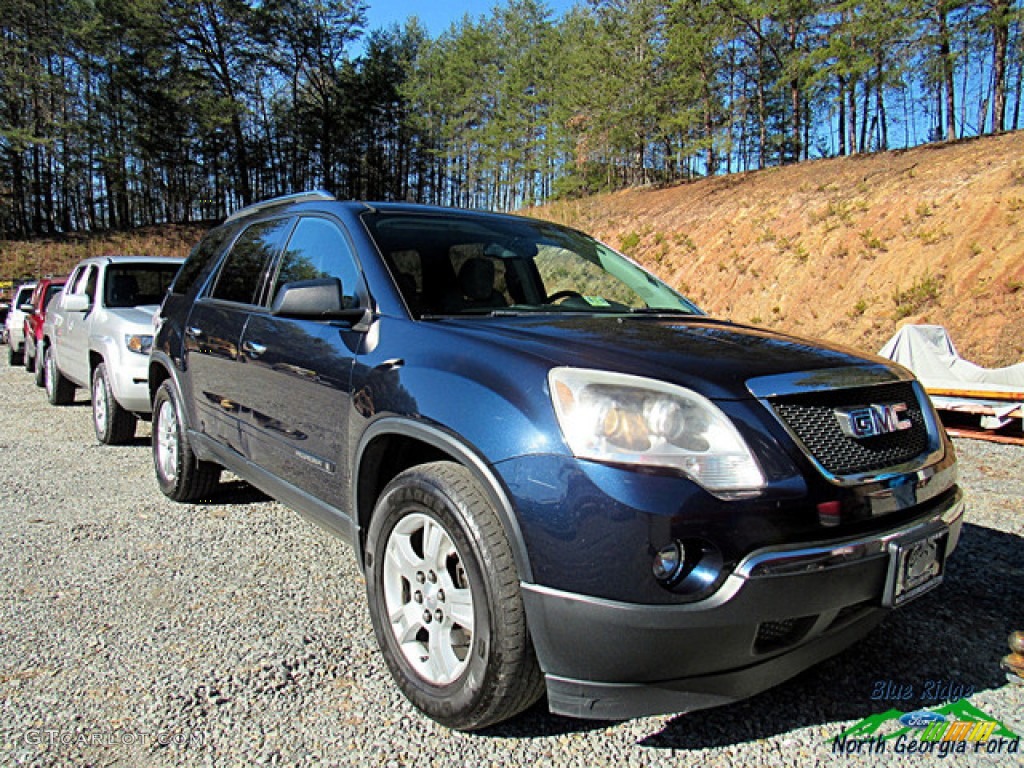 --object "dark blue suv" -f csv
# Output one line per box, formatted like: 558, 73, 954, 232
150, 191, 963, 730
